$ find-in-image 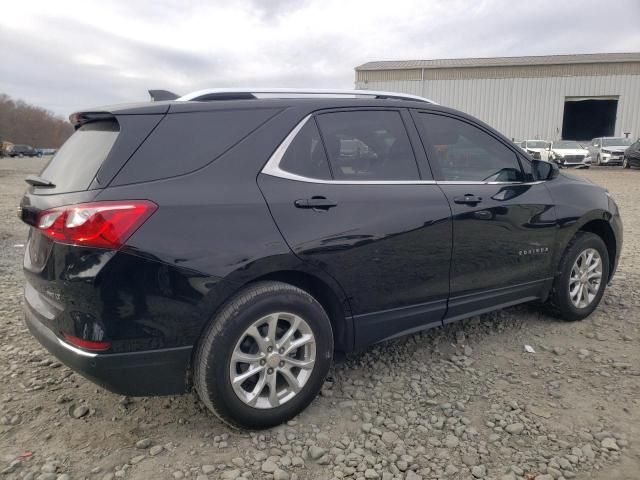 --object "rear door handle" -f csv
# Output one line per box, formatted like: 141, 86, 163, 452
453, 194, 482, 205
294, 197, 337, 210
